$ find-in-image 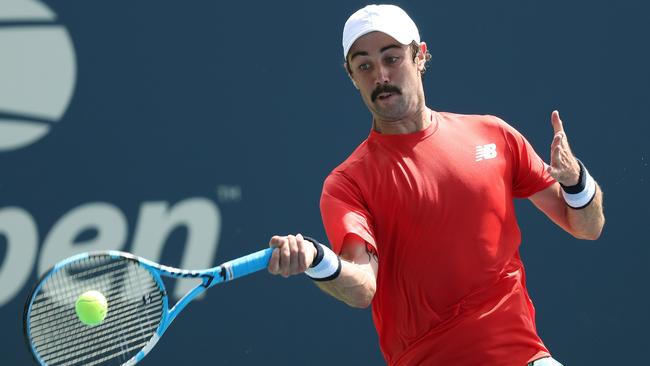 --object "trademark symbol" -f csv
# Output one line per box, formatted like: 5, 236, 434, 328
216, 185, 242, 202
